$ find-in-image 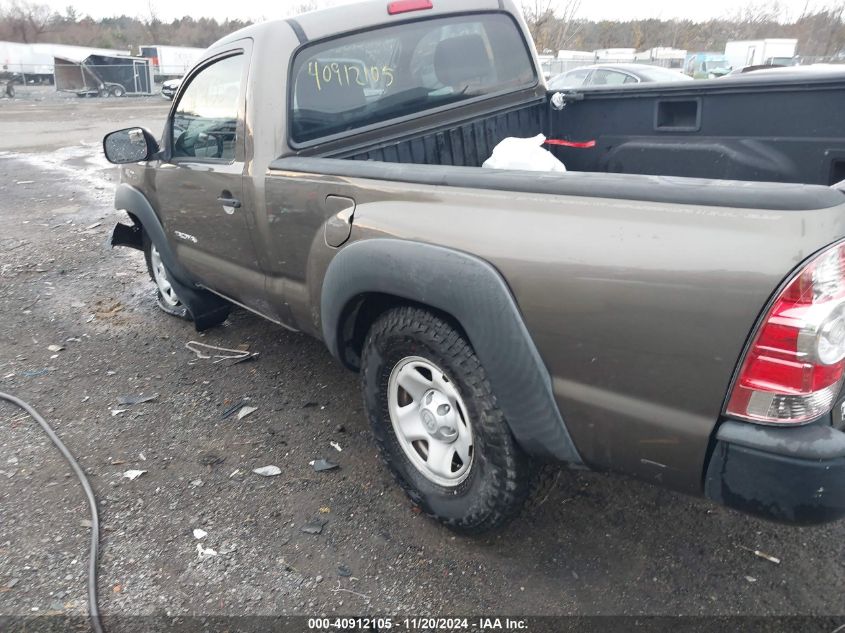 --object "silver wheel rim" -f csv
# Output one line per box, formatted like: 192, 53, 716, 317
150, 244, 181, 308
388, 356, 474, 487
